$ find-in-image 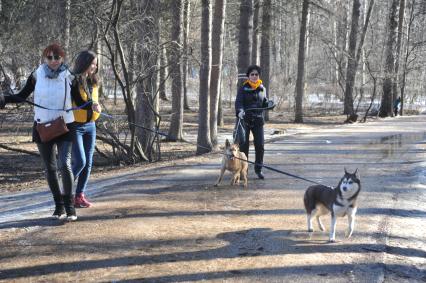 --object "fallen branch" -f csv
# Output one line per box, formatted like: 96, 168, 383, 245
0, 143, 40, 156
